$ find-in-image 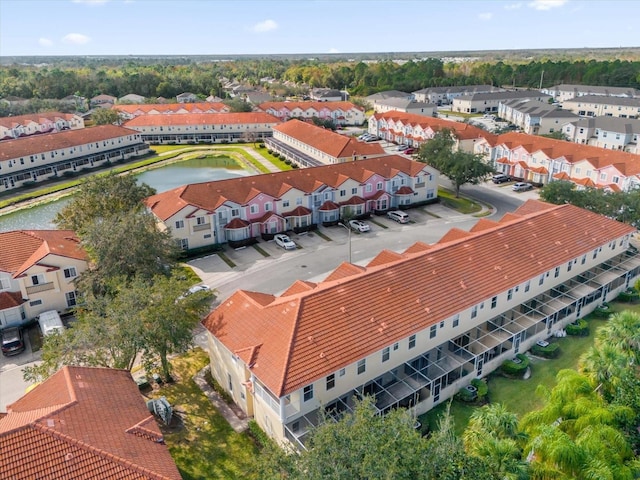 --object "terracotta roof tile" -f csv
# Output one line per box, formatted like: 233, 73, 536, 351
203, 201, 634, 397
0, 366, 181, 480
113, 102, 228, 115
372, 111, 493, 142
0, 112, 78, 129
0, 126, 140, 162
0, 291, 25, 309
0, 230, 86, 277
273, 119, 385, 158
259, 101, 363, 113
123, 112, 279, 127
